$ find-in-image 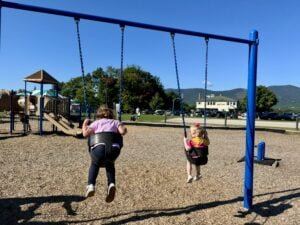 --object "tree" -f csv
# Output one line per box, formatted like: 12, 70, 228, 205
60, 73, 100, 112
240, 85, 278, 112
256, 86, 278, 112
93, 67, 119, 108
121, 65, 167, 112
165, 91, 179, 111
60, 65, 167, 113
60, 77, 82, 99
149, 92, 165, 110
